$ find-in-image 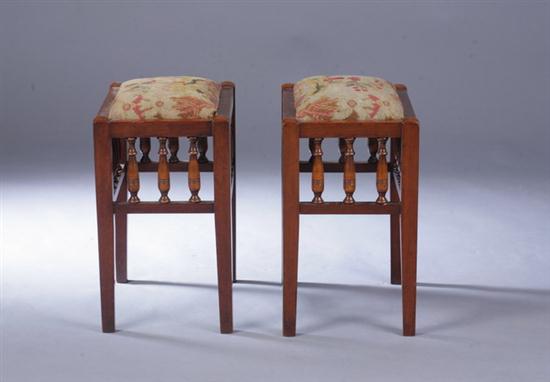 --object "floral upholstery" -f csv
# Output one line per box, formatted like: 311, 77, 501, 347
294, 75, 404, 122
108, 76, 220, 121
